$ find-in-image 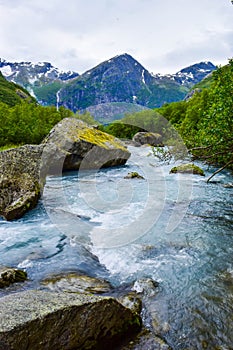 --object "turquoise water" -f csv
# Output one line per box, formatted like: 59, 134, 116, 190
0, 146, 232, 349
